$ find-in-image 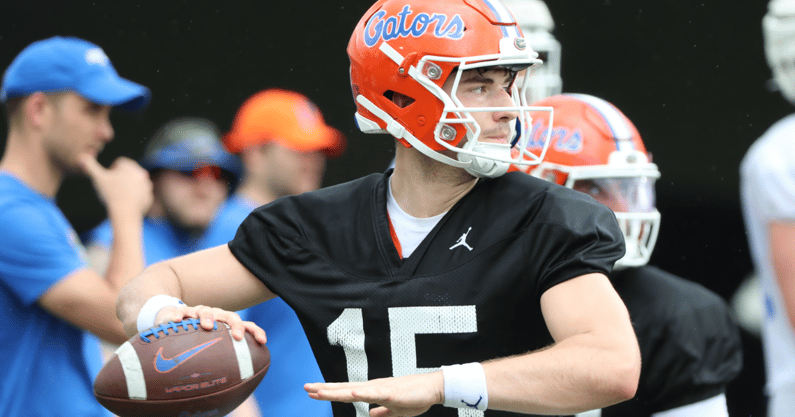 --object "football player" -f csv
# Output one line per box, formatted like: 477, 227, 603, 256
511, 93, 743, 416
500, 2, 746, 416
116, 1, 641, 416
741, 0, 795, 415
